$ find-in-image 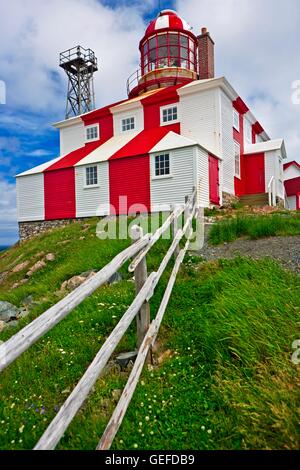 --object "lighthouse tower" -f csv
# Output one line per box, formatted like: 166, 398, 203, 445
127, 9, 214, 98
